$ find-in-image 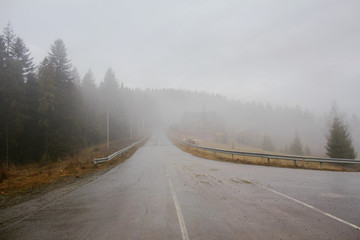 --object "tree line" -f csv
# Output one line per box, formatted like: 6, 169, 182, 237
0, 23, 357, 167
0, 24, 156, 166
